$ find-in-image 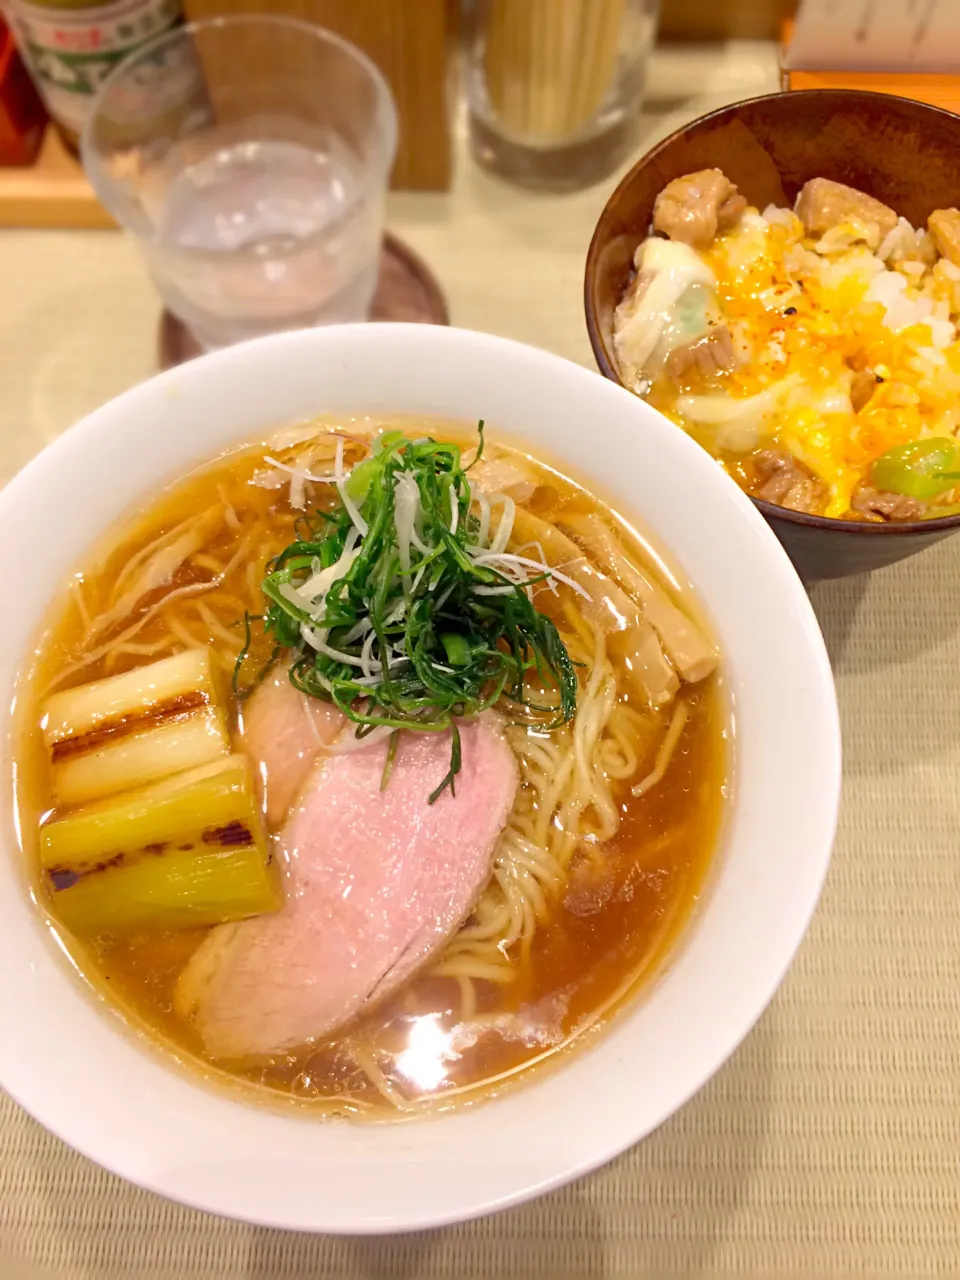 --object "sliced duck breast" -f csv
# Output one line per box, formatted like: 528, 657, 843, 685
177, 716, 518, 1058
238, 668, 342, 825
